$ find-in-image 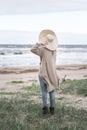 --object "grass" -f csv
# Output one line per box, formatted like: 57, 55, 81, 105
22, 80, 40, 92
0, 79, 87, 130
60, 79, 87, 96
22, 80, 40, 96
10, 80, 24, 84
0, 95, 87, 130
0, 92, 17, 95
